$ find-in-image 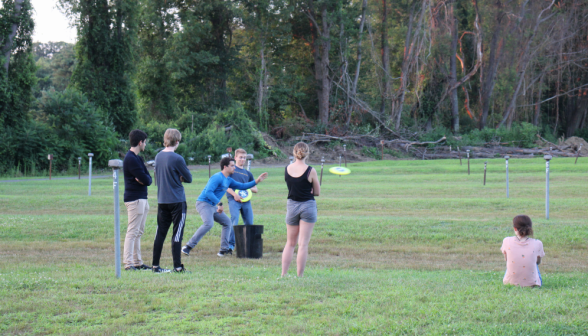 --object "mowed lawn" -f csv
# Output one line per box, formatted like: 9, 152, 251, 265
1, 158, 587, 335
